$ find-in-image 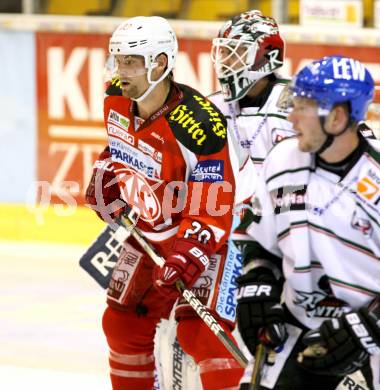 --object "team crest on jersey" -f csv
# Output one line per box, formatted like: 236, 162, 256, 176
115, 167, 162, 223
293, 275, 350, 318
351, 211, 373, 237
293, 290, 350, 318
